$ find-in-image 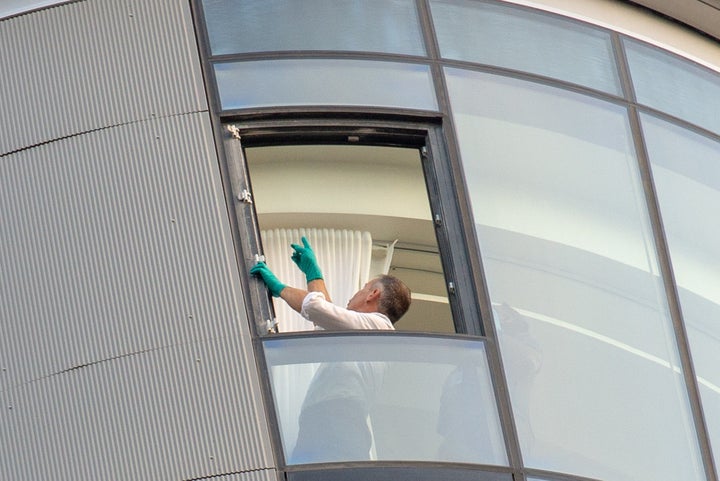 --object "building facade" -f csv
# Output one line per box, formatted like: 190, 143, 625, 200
1, 1, 719, 481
